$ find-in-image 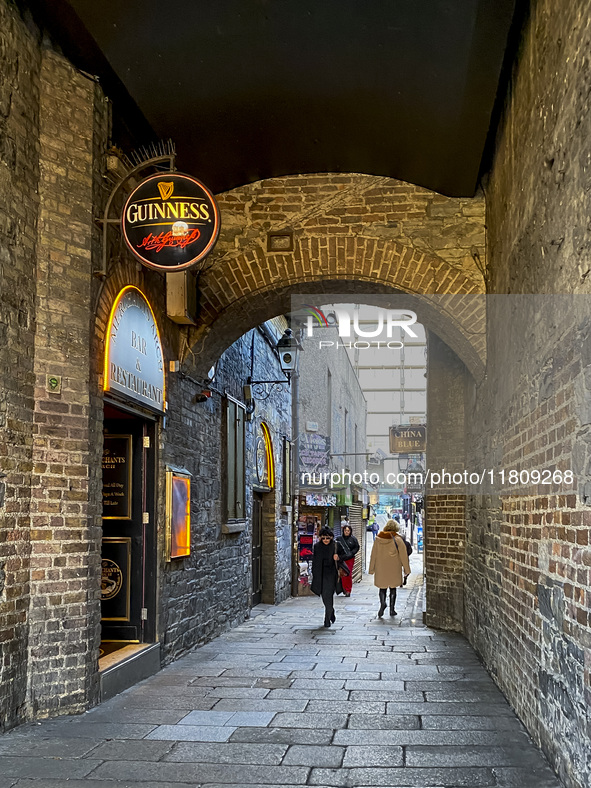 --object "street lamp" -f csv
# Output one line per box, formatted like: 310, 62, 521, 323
243, 328, 302, 414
